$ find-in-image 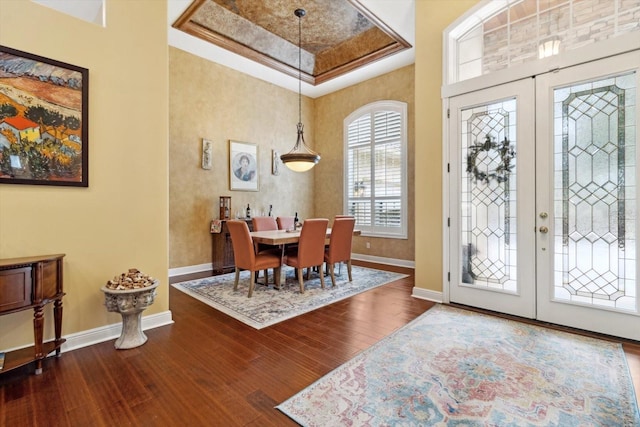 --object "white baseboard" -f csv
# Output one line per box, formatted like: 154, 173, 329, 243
169, 263, 212, 277
169, 254, 414, 278
412, 287, 443, 303
60, 311, 174, 353
351, 253, 415, 268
